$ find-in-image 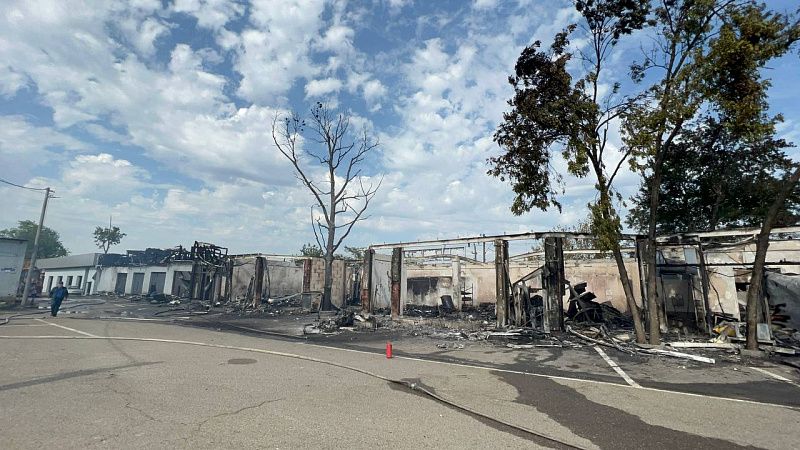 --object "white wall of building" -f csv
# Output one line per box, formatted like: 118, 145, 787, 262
95, 263, 194, 296
41, 267, 98, 295
94, 266, 120, 293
